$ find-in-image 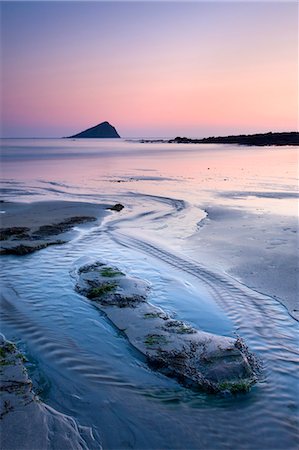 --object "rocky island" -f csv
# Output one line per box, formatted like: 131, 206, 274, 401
67, 121, 120, 138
